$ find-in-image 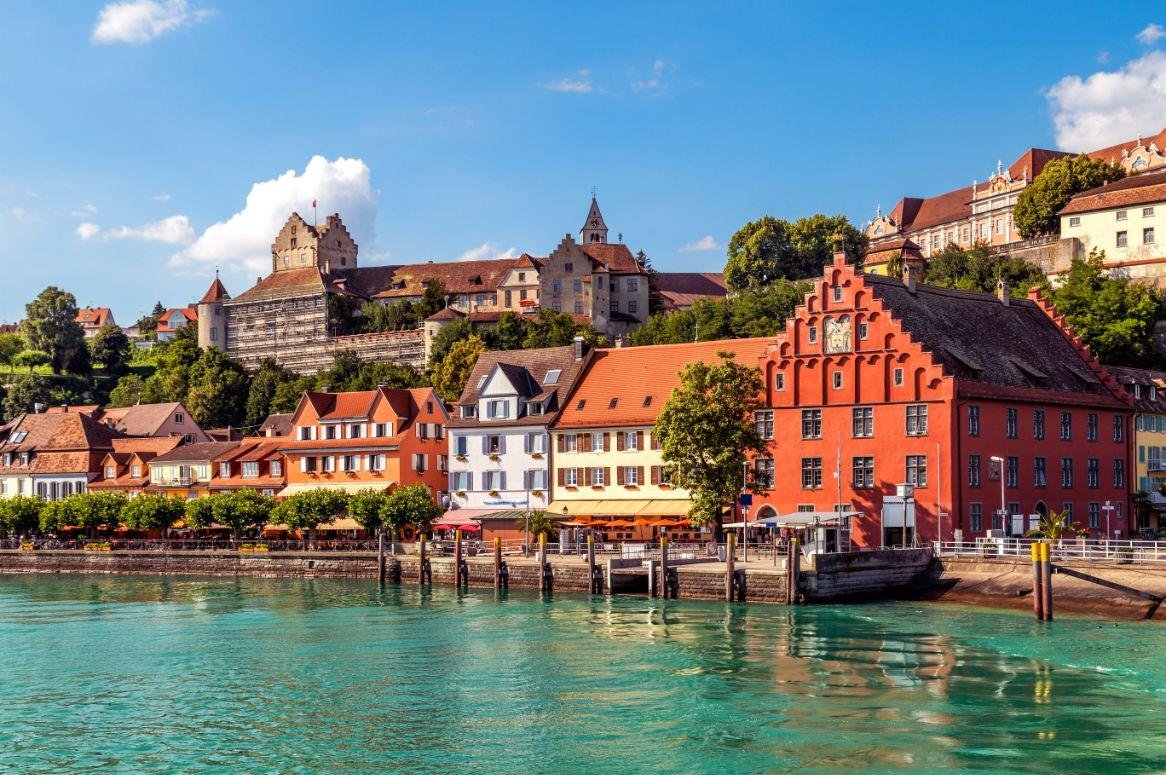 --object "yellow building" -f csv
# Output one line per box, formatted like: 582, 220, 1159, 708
548, 339, 772, 542
1059, 170, 1166, 284
146, 442, 239, 499
1109, 366, 1166, 537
